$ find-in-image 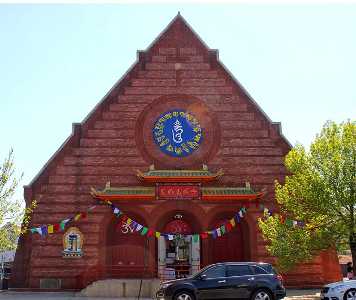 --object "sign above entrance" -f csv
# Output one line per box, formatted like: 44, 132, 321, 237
152, 110, 203, 157
157, 184, 201, 200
